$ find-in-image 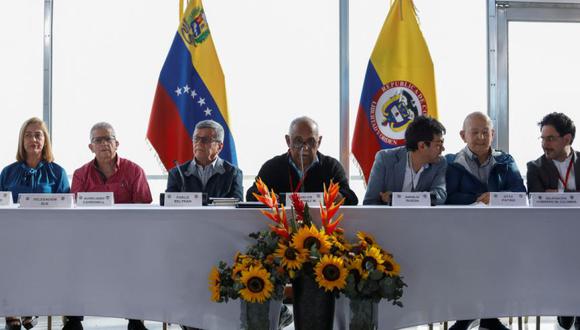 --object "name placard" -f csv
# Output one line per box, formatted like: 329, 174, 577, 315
0, 191, 13, 206
76, 192, 114, 207
285, 192, 323, 207
489, 192, 528, 207
392, 192, 430, 207
18, 193, 74, 208
530, 192, 580, 207
164, 192, 203, 207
